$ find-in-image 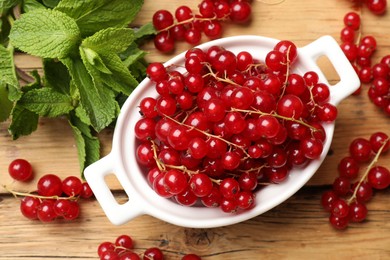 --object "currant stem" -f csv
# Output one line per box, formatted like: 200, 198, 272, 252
203, 63, 241, 87
163, 163, 200, 175
150, 139, 166, 172
2, 185, 77, 201
157, 14, 228, 33
230, 107, 317, 131
279, 46, 292, 98
164, 114, 250, 156
347, 137, 390, 205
